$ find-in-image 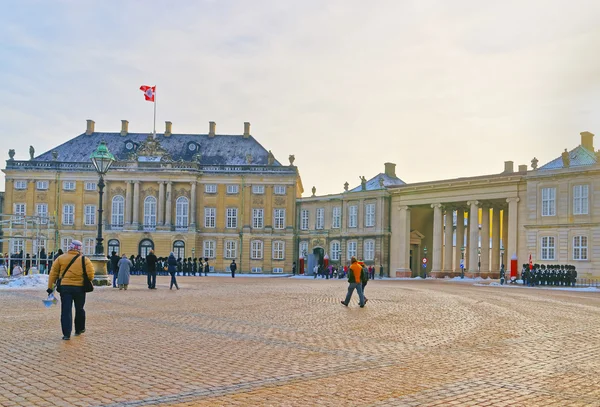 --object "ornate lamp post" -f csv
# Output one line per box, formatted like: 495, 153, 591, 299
423, 246, 428, 278
89, 141, 115, 285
